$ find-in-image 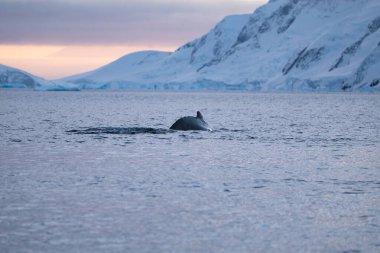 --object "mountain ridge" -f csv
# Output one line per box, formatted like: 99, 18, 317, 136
2, 0, 380, 92
62, 0, 379, 91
